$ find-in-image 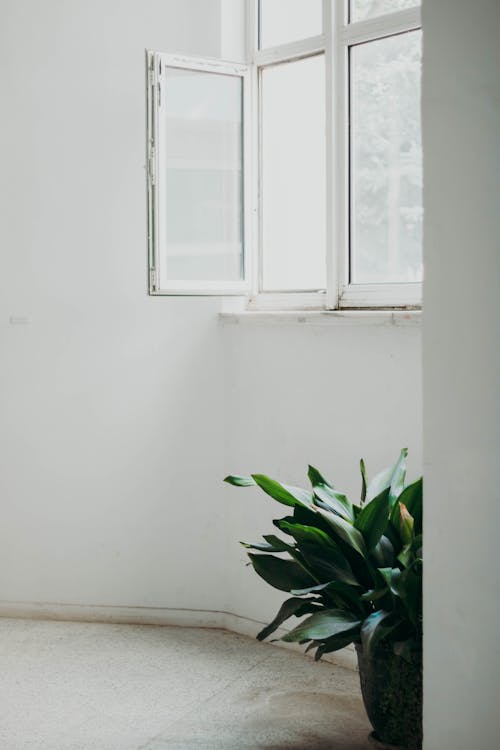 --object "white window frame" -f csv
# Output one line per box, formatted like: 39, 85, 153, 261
147, 1, 422, 309
146, 51, 252, 296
